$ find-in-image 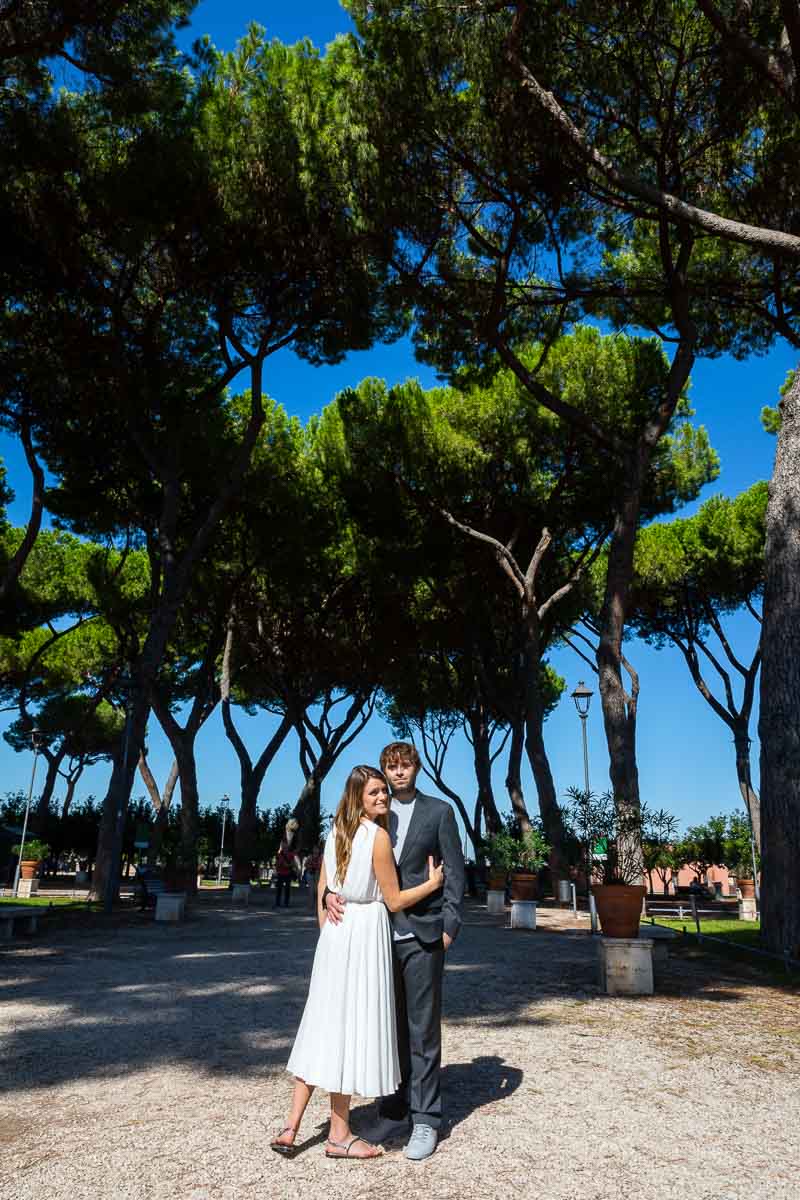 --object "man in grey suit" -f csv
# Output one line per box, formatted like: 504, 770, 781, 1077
326, 741, 465, 1161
